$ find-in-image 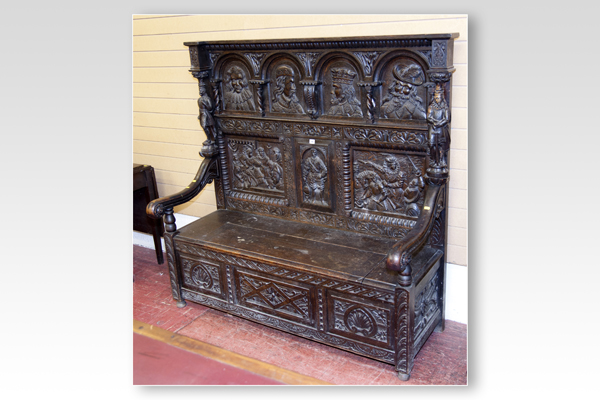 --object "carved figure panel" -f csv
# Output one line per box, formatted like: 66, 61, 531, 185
222, 63, 256, 112
353, 150, 426, 217
270, 64, 305, 115
322, 63, 363, 118
296, 141, 333, 211
236, 270, 313, 326
381, 60, 427, 121
228, 138, 285, 195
